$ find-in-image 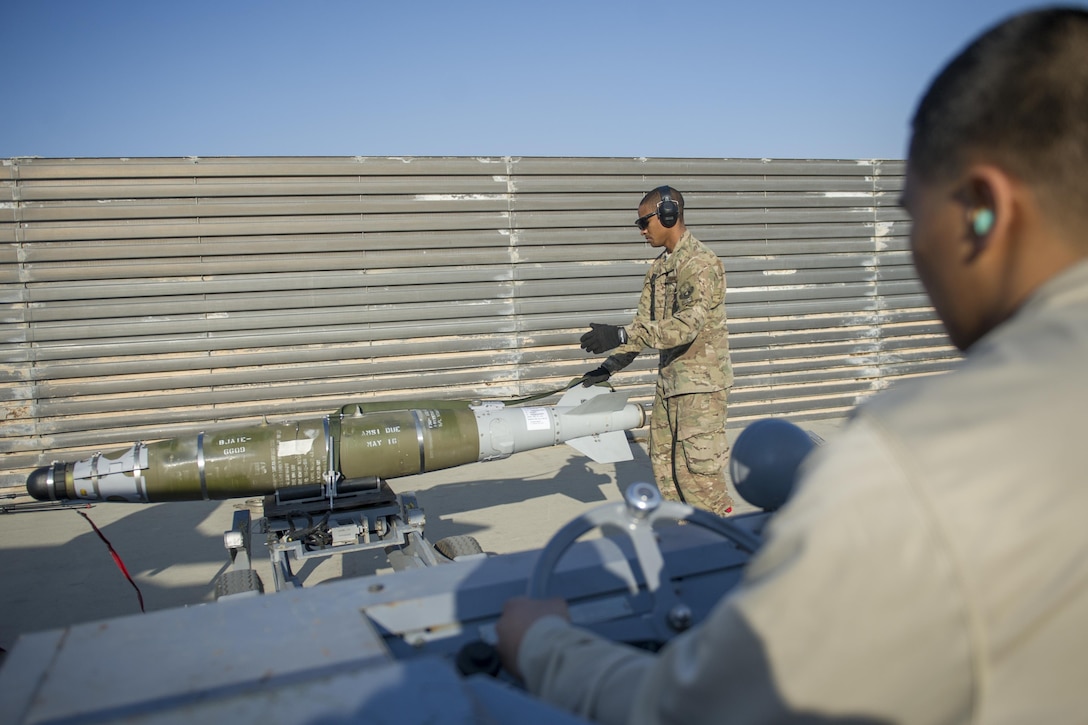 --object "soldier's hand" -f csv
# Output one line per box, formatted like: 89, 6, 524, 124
495, 596, 571, 679
580, 366, 611, 387
580, 323, 628, 354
